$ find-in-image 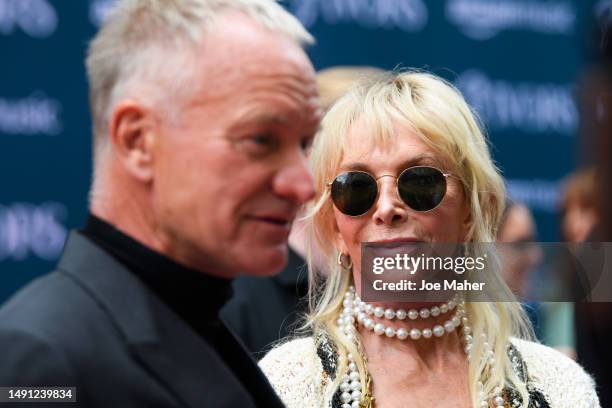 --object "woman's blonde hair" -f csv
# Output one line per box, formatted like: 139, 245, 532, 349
303, 70, 534, 407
